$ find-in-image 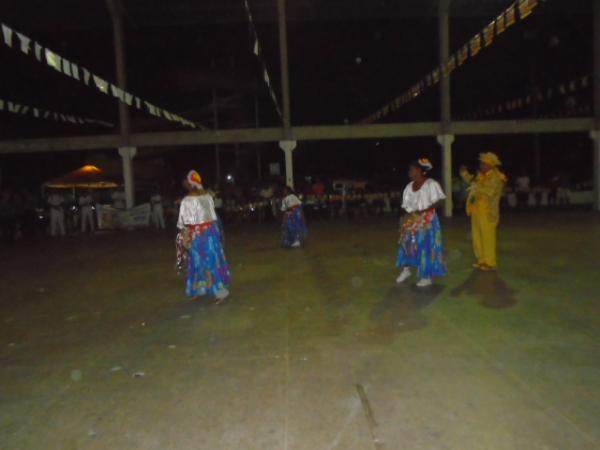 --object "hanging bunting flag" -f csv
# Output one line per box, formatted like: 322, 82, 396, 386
483, 22, 495, 47
1, 21, 201, 129
360, 0, 541, 123
243, 0, 282, 119
447, 55, 456, 74
496, 13, 506, 35
82, 68, 91, 85
1, 24, 13, 47
469, 34, 482, 57
92, 75, 109, 93
505, 4, 517, 27
45, 49, 62, 72
8, 102, 21, 113
518, 0, 538, 19
110, 84, 125, 101
62, 58, 73, 77
135, 97, 142, 109
124, 92, 133, 106
0, 97, 114, 128
15, 32, 31, 55
34, 42, 43, 61
144, 101, 159, 117
457, 45, 469, 66
70, 62, 80, 80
